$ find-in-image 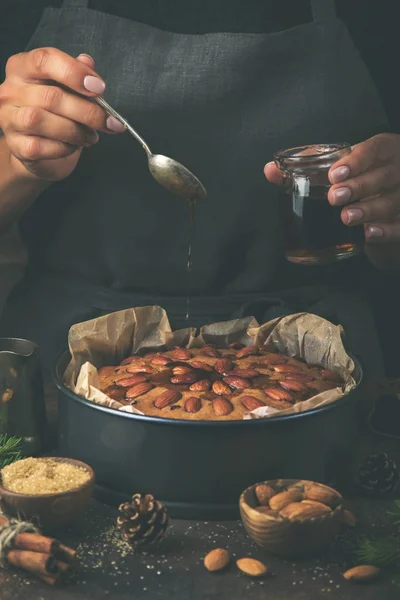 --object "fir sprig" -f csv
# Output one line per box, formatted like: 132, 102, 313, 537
357, 537, 400, 566
356, 498, 400, 585
0, 434, 23, 469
